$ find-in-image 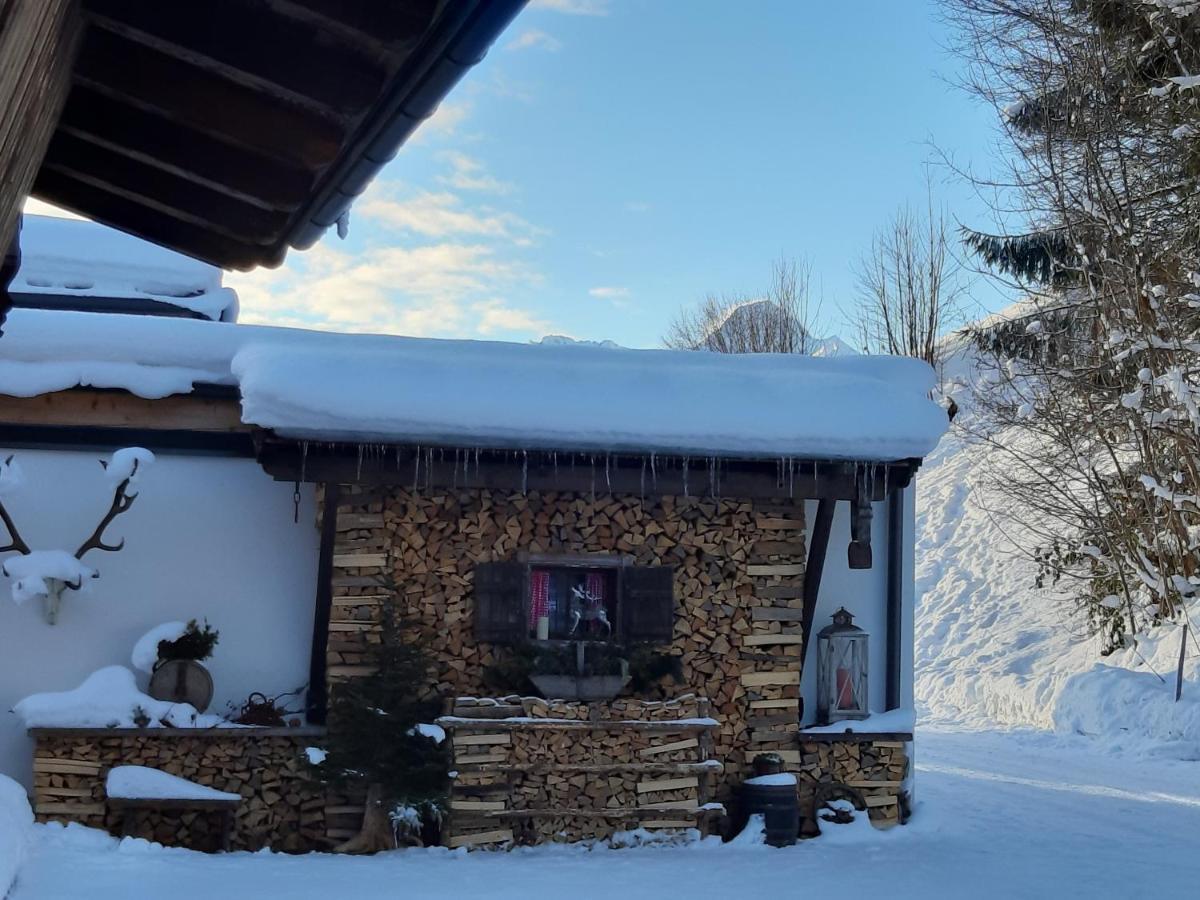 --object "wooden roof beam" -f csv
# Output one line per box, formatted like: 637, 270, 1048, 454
84, 0, 387, 118
264, 0, 438, 51
74, 29, 345, 170
57, 88, 312, 213
42, 133, 289, 244
32, 170, 268, 271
